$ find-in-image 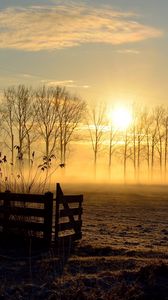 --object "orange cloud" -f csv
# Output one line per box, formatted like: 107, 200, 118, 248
0, 4, 162, 51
